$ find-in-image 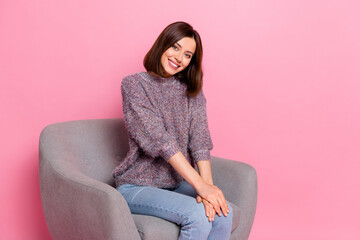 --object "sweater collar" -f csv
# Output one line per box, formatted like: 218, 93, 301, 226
144, 71, 178, 85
